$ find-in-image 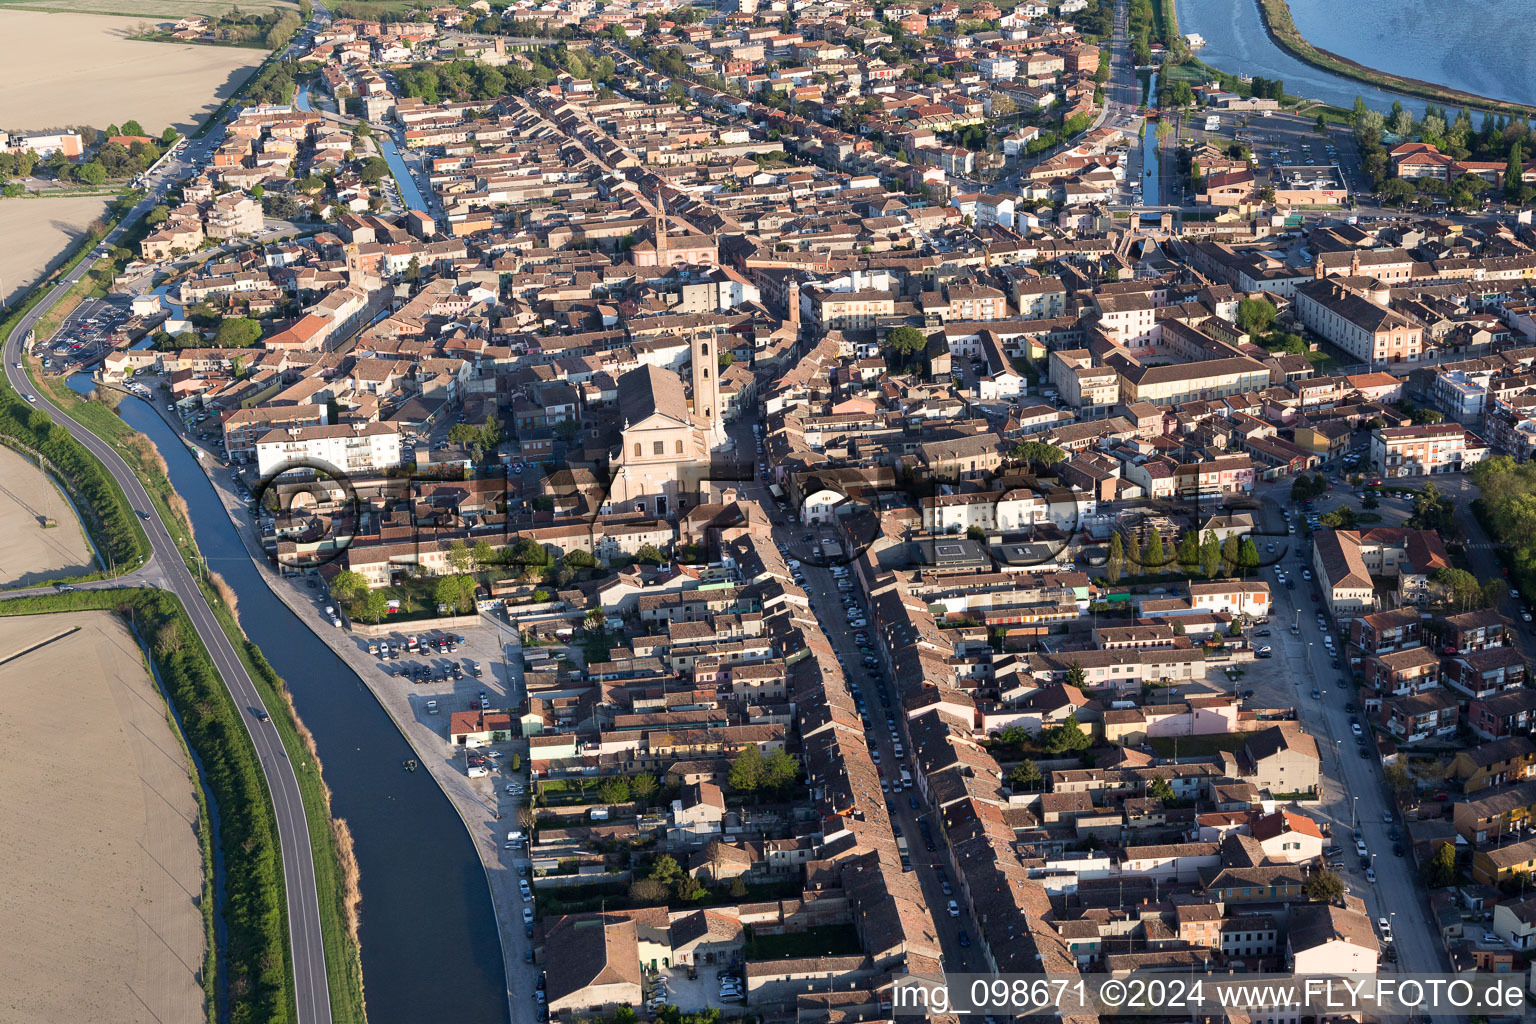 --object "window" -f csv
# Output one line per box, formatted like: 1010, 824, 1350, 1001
654, 441, 665, 456
675, 439, 684, 454
633, 443, 642, 457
